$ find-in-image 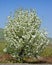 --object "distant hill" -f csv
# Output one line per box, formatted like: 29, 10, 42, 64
0, 28, 4, 42
0, 28, 52, 43
48, 38, 52, 44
